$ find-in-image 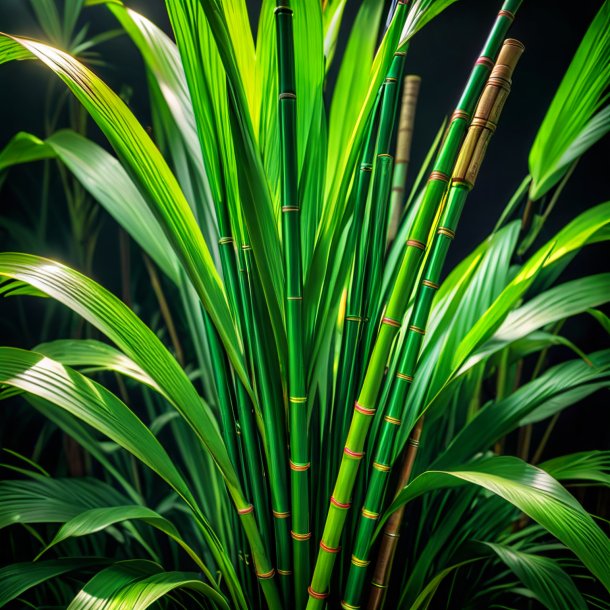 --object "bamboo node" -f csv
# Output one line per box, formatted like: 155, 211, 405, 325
475, 56, 494, 70
320, 540, 341, 554
256, 568, 276, 580
354, 402, 376, 417
409, 325, 426, 335
241, 244, 252, 250
428, 170, 450, 183
272, 510, 291, 519
383, 531, 400, 539
277, 569, 292, 576
408, 438, 421, 448
287, 295, 303, 301
451, 109, 470, 122
384, 77, 398, 83
361, 508, 380, 520
279, 92, 296, 100
377, 153, 393, 158
351, 555, 371, 568
281, 205, 300, 213
384, 415, 401, 426
422, 279, 439, 290
274, 6, 292, 15
308, 586, 329, 600
344, 447, 365, 460
371, 581, 389, 589
289, 460, 310, 471
237, 504, 254, 515
373, 461, 391, 472
498, 9, 515, 20
330, 496, 351, 510
360, 163, 373, 172
381, 316, 401, 328
291, 530, 312, 541
341, 601, 361, 610
345, 315, 363, 322
406, 239, 426, 250
218, 236, 233, 245
289, 396, 307, 403
396, 372, 414, 382
437, 226, 456, 239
